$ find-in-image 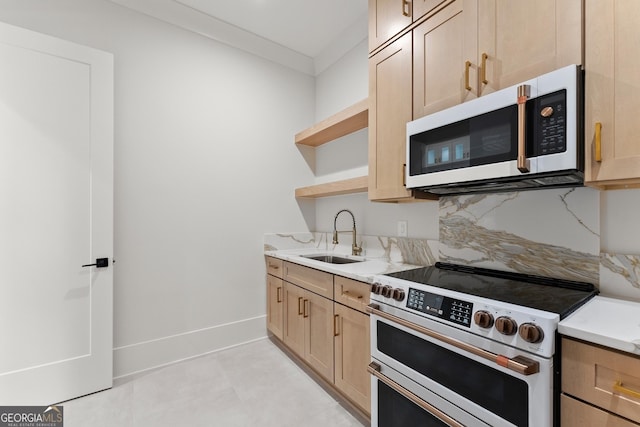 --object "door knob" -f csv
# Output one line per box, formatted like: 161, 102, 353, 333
82, 258, 109, 268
